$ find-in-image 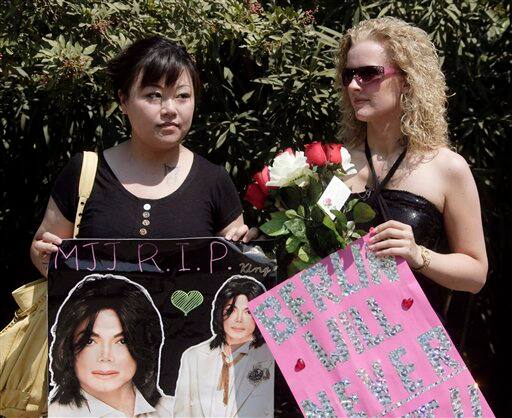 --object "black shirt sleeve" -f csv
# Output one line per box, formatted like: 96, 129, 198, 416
211, 165, 243, 232
51, 153, 82, 223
